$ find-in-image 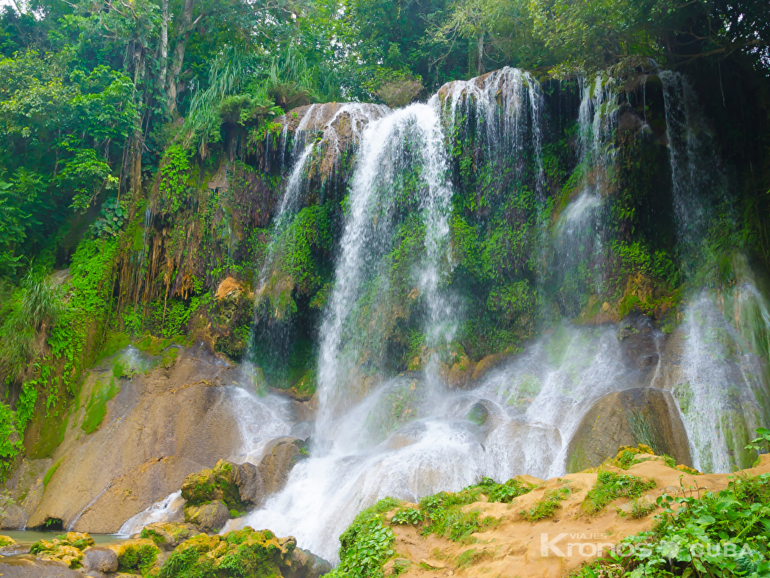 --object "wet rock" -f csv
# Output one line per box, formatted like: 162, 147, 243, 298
447, 355, 476, 389
139, 521, 200, 550
0, 534, 16, 547
617, 314, 661, 370
471, 352, 509, 382
0, 504, 28, 529
28, 347, 245, 534
184, 500, 230, 533
467, 402, 490, 426
258, 438, 307, 495
565, 388, 692, 473
284, 546, 333, 578
0, 555, 83, 577
81, 547, 118, 573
